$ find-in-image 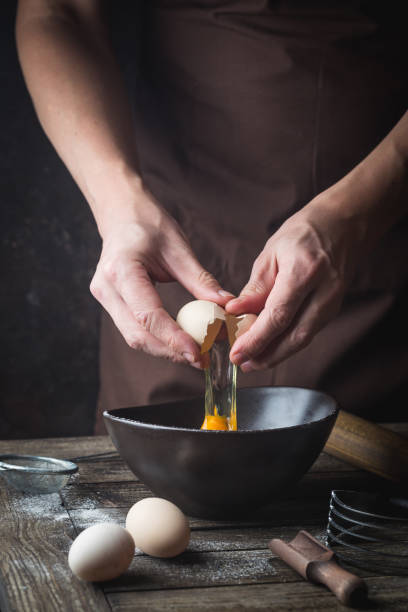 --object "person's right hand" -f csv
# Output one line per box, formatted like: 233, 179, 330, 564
90, 188, 233, 367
